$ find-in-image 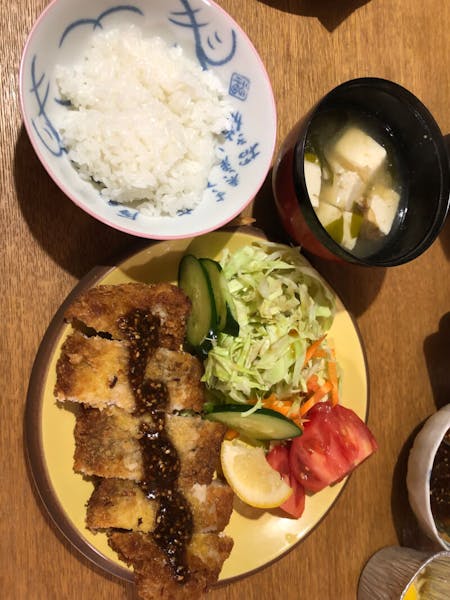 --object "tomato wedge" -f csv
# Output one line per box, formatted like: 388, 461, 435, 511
289, 402, 377, 493
266, 444, 306, 518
